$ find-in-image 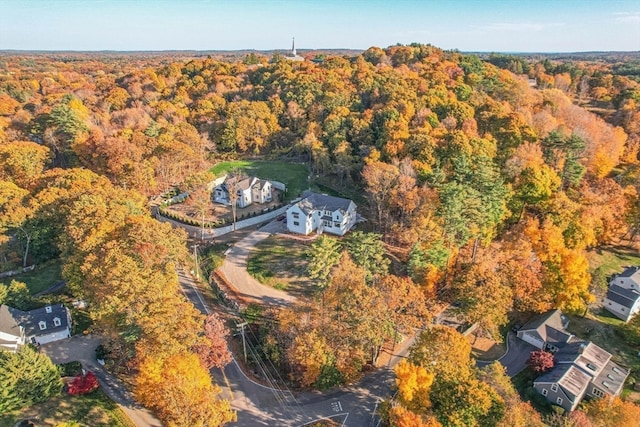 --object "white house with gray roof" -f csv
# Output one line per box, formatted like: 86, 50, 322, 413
0, 304, 71, 351
213, 175, 273, 208
286, 193, 357, 236
604, 266, 640, 322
